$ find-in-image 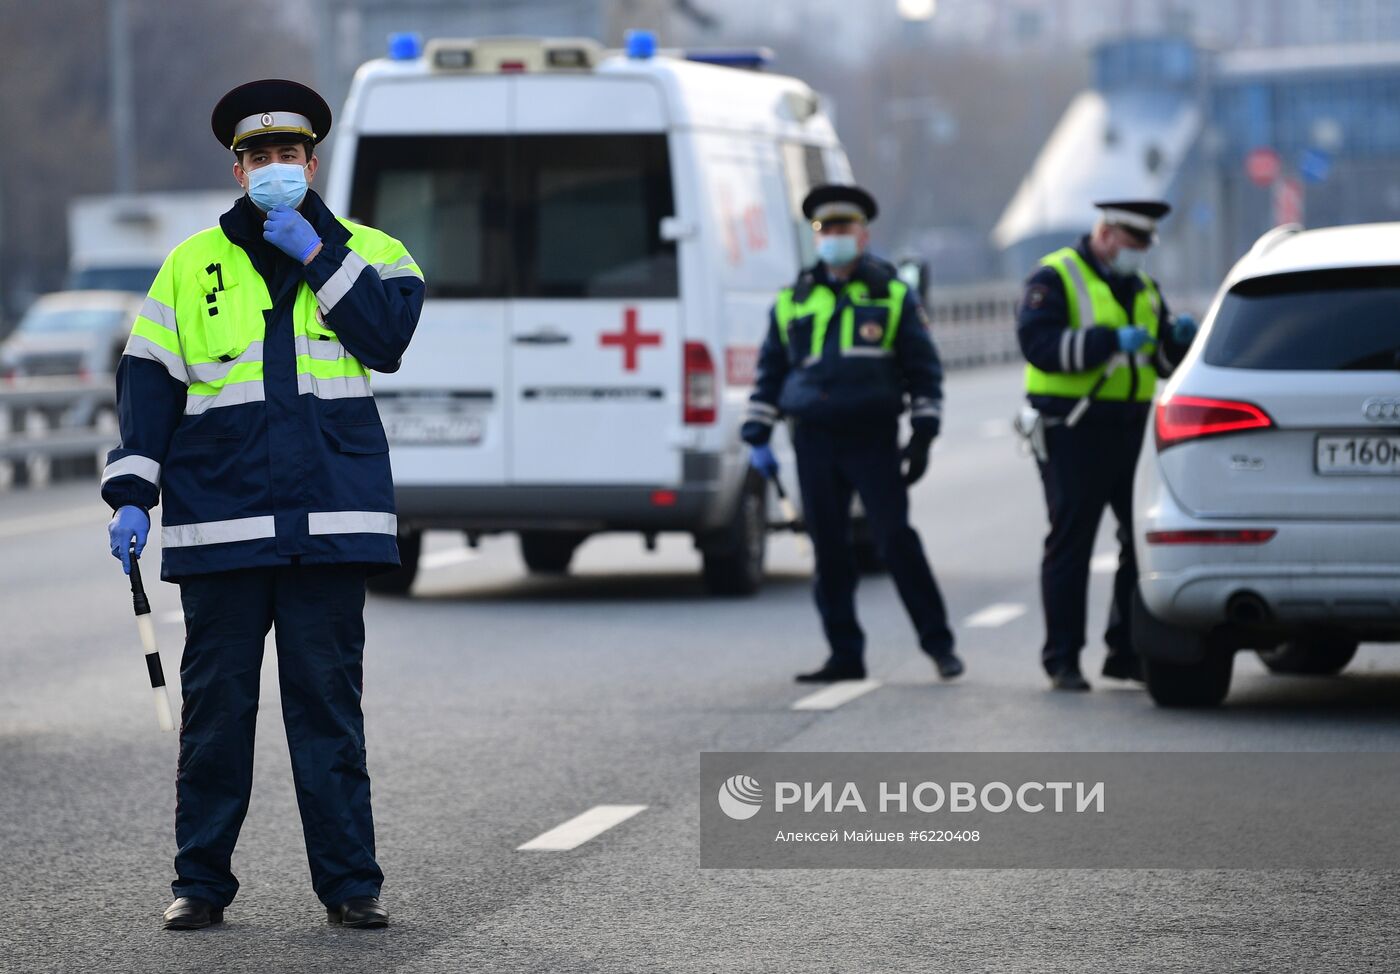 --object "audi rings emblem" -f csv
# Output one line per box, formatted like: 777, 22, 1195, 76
1362, 397, 1400, 422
